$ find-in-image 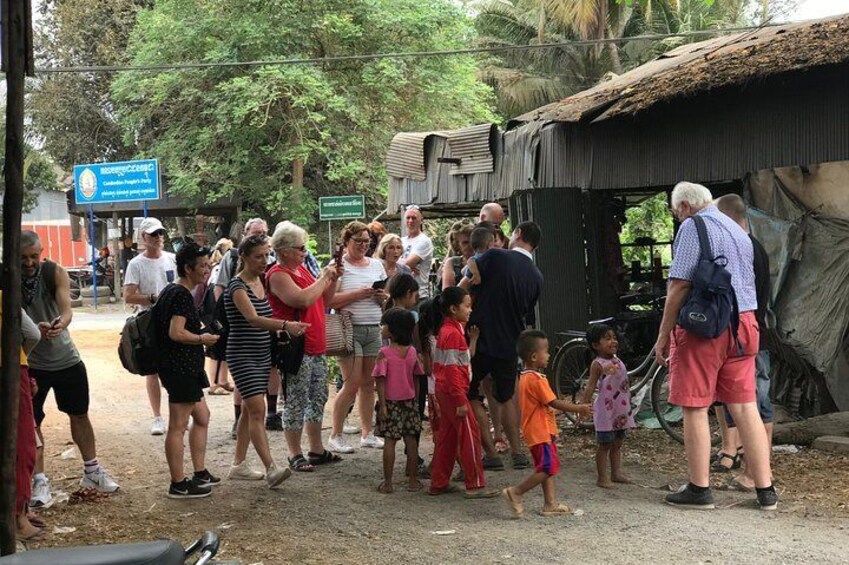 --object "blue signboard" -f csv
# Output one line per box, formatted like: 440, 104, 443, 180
73, 159, 160, 204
